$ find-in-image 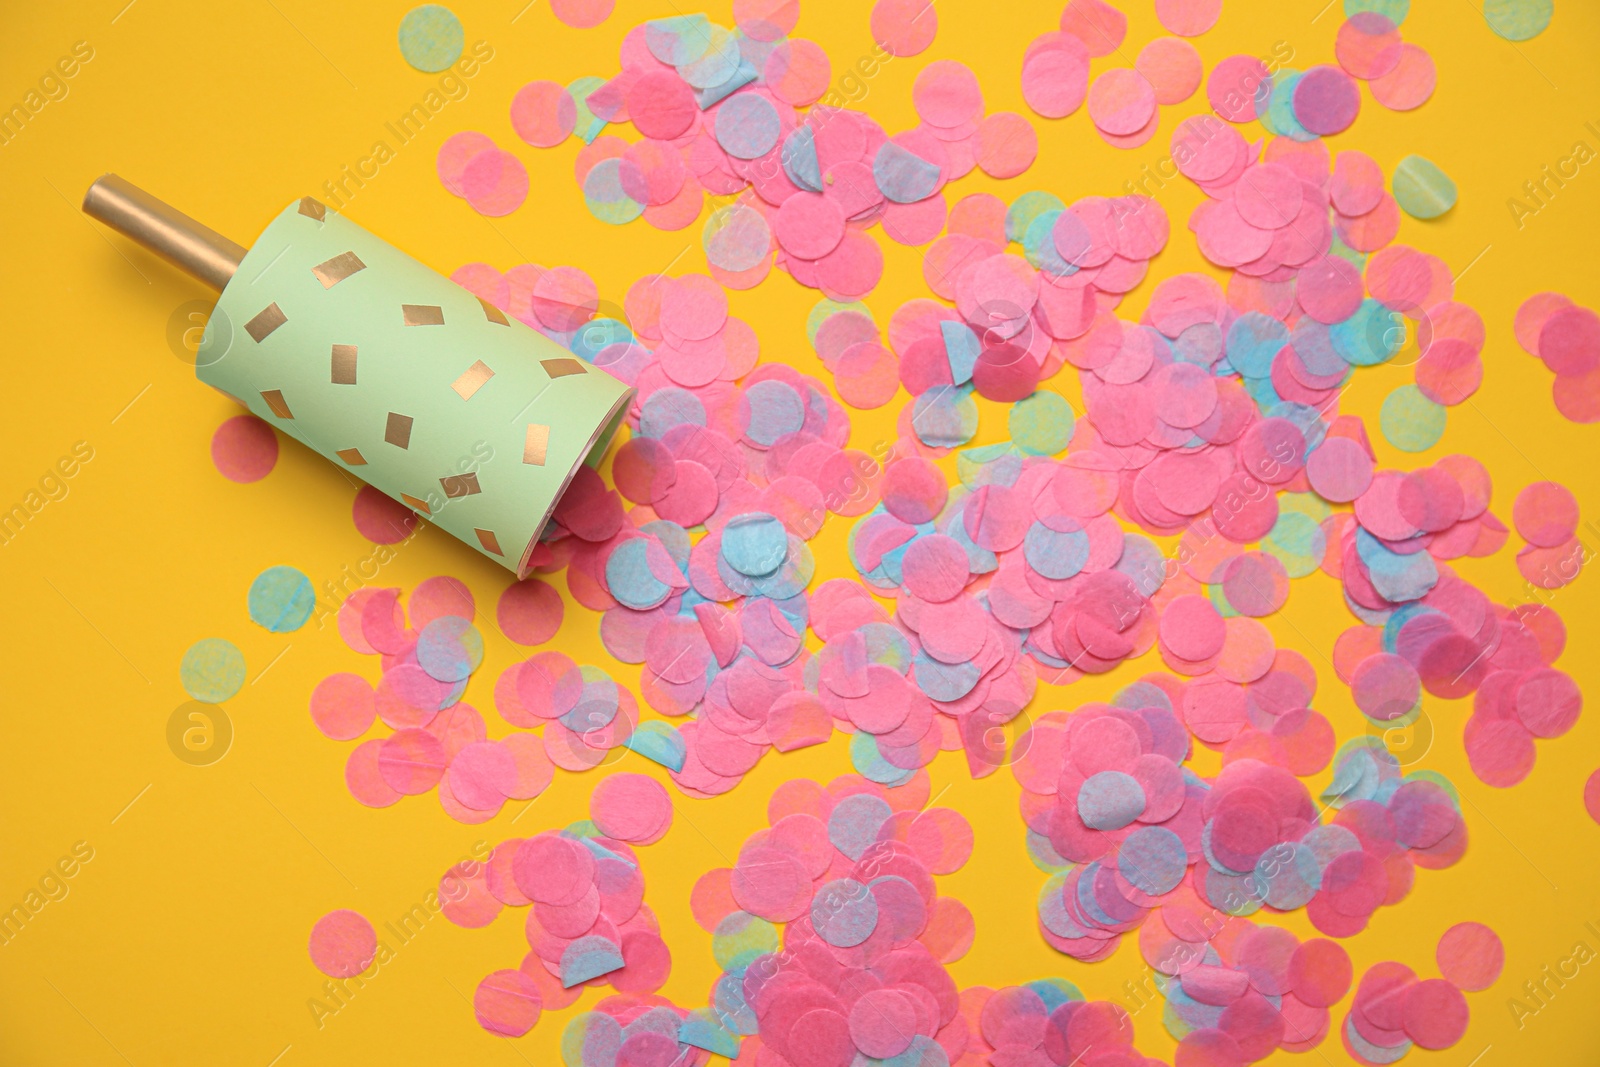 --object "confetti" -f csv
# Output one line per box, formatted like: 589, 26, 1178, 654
397, 5, 464, 72
551, 0, 614, 29
1391, 156, 1457, 219
1370, 43, 1436, 110
1137, 37, 1204, 105
510, 81, 577, 147
210, 415, 278, 483
1483, 0, 1553, 40
310, 673, 376, 741
1436, 922, 1504, 991
180, 638, 245, 703
871, 0, 939, 56
309, 909, 376, 978
1380, 385, 1447, 452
